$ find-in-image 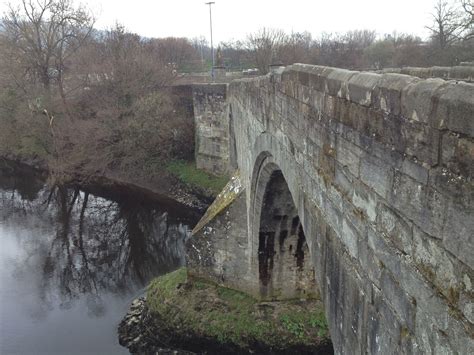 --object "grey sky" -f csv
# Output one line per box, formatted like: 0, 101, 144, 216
1, 0, 439, 43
